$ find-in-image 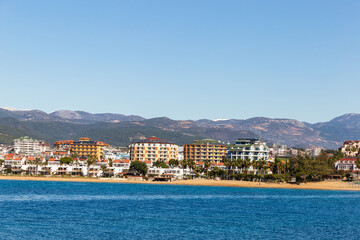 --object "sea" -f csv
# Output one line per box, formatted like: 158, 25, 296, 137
0, 180, 359, 240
